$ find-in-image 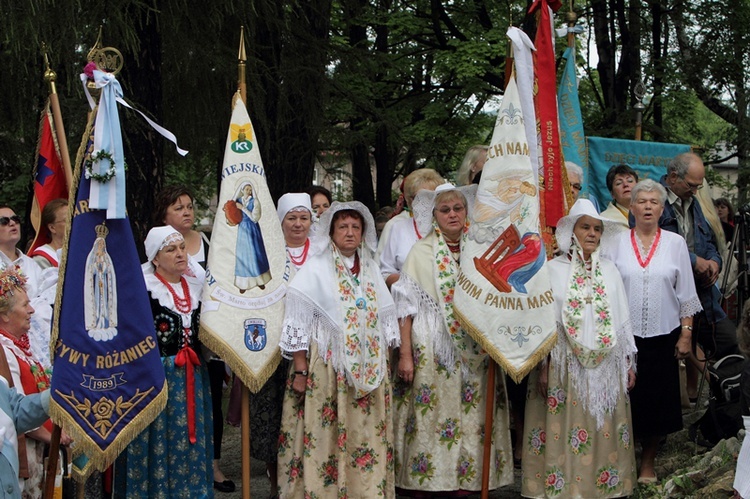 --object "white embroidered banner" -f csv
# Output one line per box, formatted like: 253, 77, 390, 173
453, 73, 556, 383
199, 93, 287, 392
